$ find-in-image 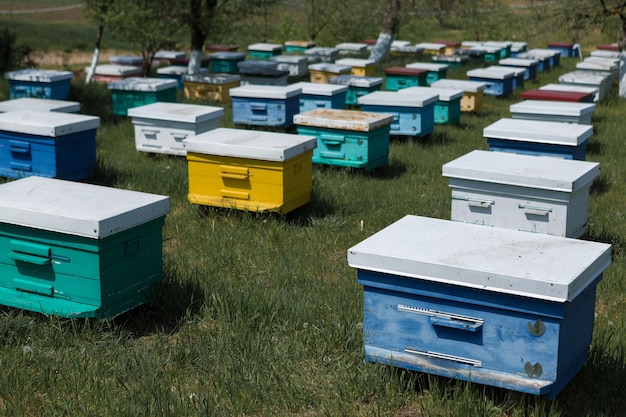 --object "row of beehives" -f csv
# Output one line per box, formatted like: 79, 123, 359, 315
0, 41, 618, 399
